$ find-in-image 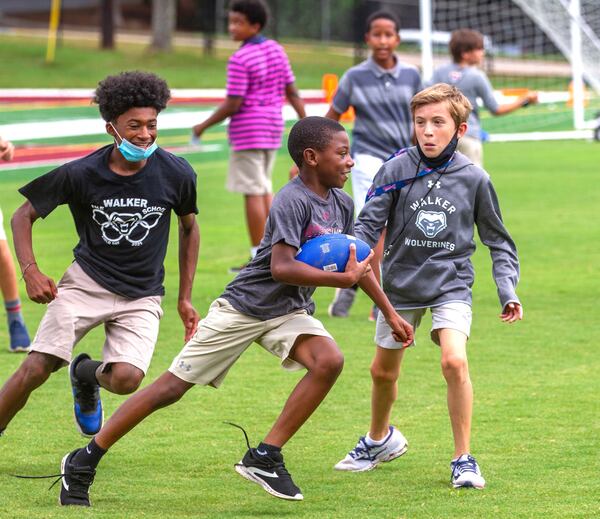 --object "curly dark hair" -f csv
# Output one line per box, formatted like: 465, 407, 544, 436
287, 116, 346, 168
230, 0, 269, 29
93, 71, 171, 122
